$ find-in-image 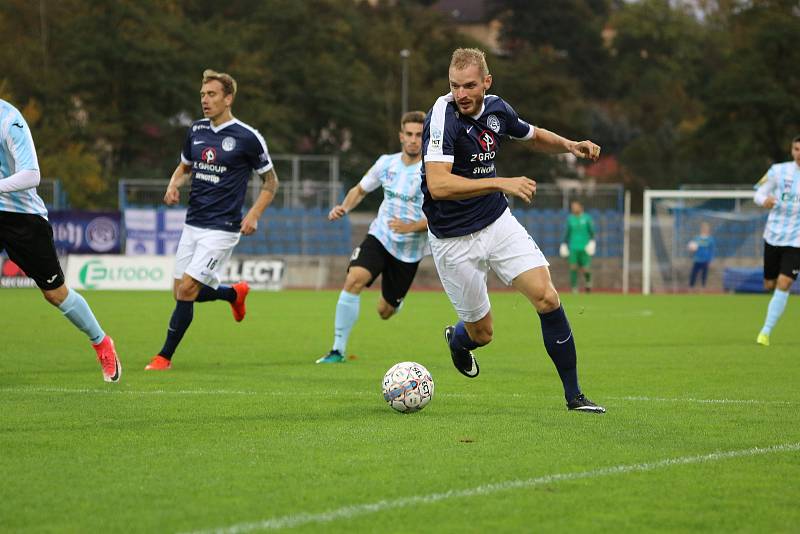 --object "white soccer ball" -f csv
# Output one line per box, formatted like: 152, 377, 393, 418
382, 361, 434, 413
